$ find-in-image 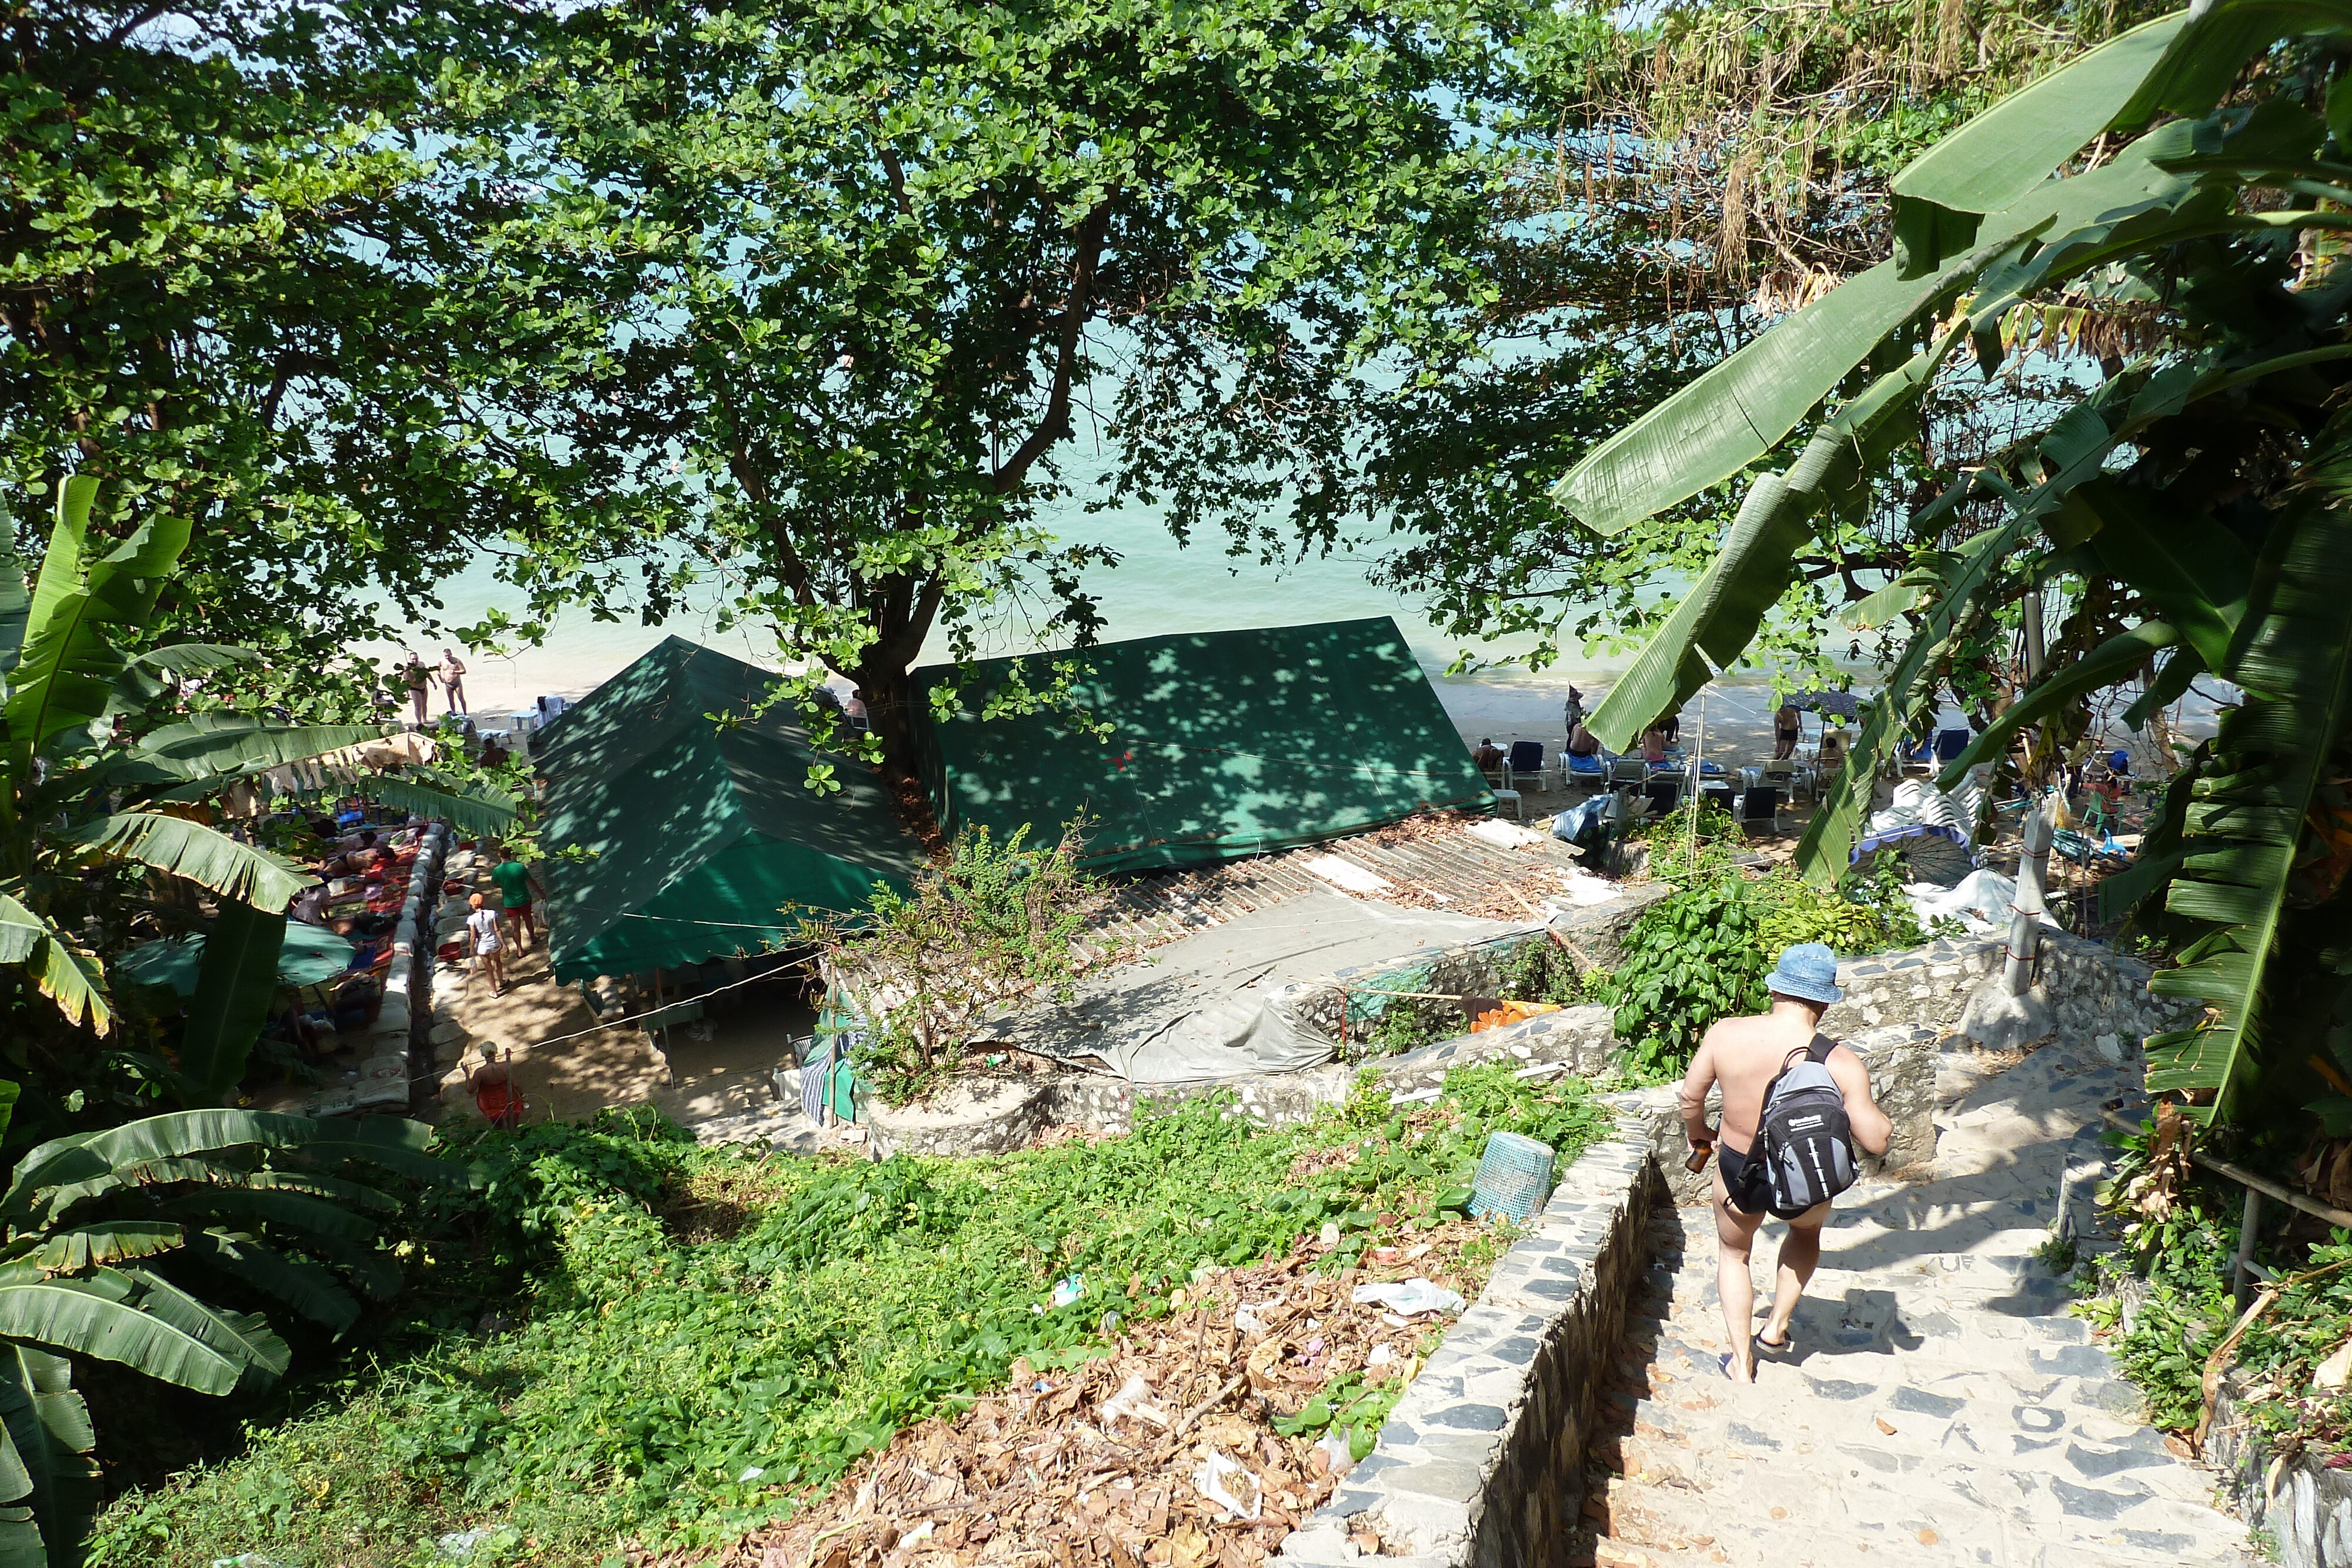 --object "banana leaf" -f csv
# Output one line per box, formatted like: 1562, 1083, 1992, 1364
24, 1222, 183, 1276
4, 478, 192, 763
1934, 620, 2181, 787
0, 900, 108, 1038
1553, 136, 2197, 533
0, 898, 38, 968
0, 1346, 96, 1568
354, 773, 517, 836
0, 1278, 240, 1395
129, 644, 258, 675
2113, 0, 2352, 130
2, 1109, 320, 1223
61, 812, 312, 912
132, 715, 395, 780
2145, 500, 2352, 1121
171, 1186, 380, 1246
1890, 12, 2190, 273
176, 901, 287, 1101
2078, 478, 2254, 667
184, 1230, 359, 1332
113, 1268, 291, 1382
1585, 328, 1960, 751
